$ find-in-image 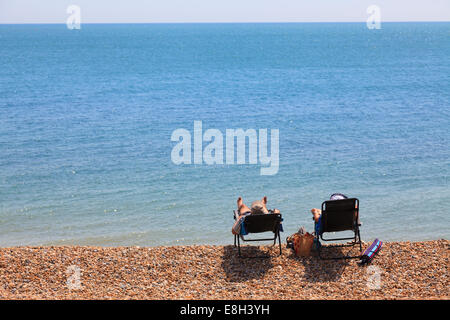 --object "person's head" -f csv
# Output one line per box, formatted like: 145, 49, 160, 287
330, 193, 357, 209
330, 193, 348, 200
250, 196, 269, 214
